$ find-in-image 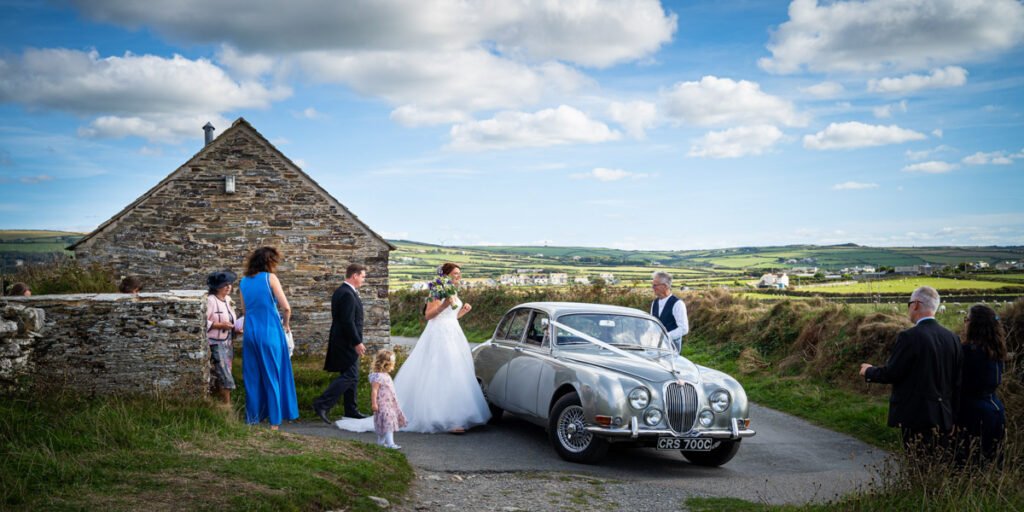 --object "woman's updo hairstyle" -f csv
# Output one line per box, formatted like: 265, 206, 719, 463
440, 262, 461, 276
